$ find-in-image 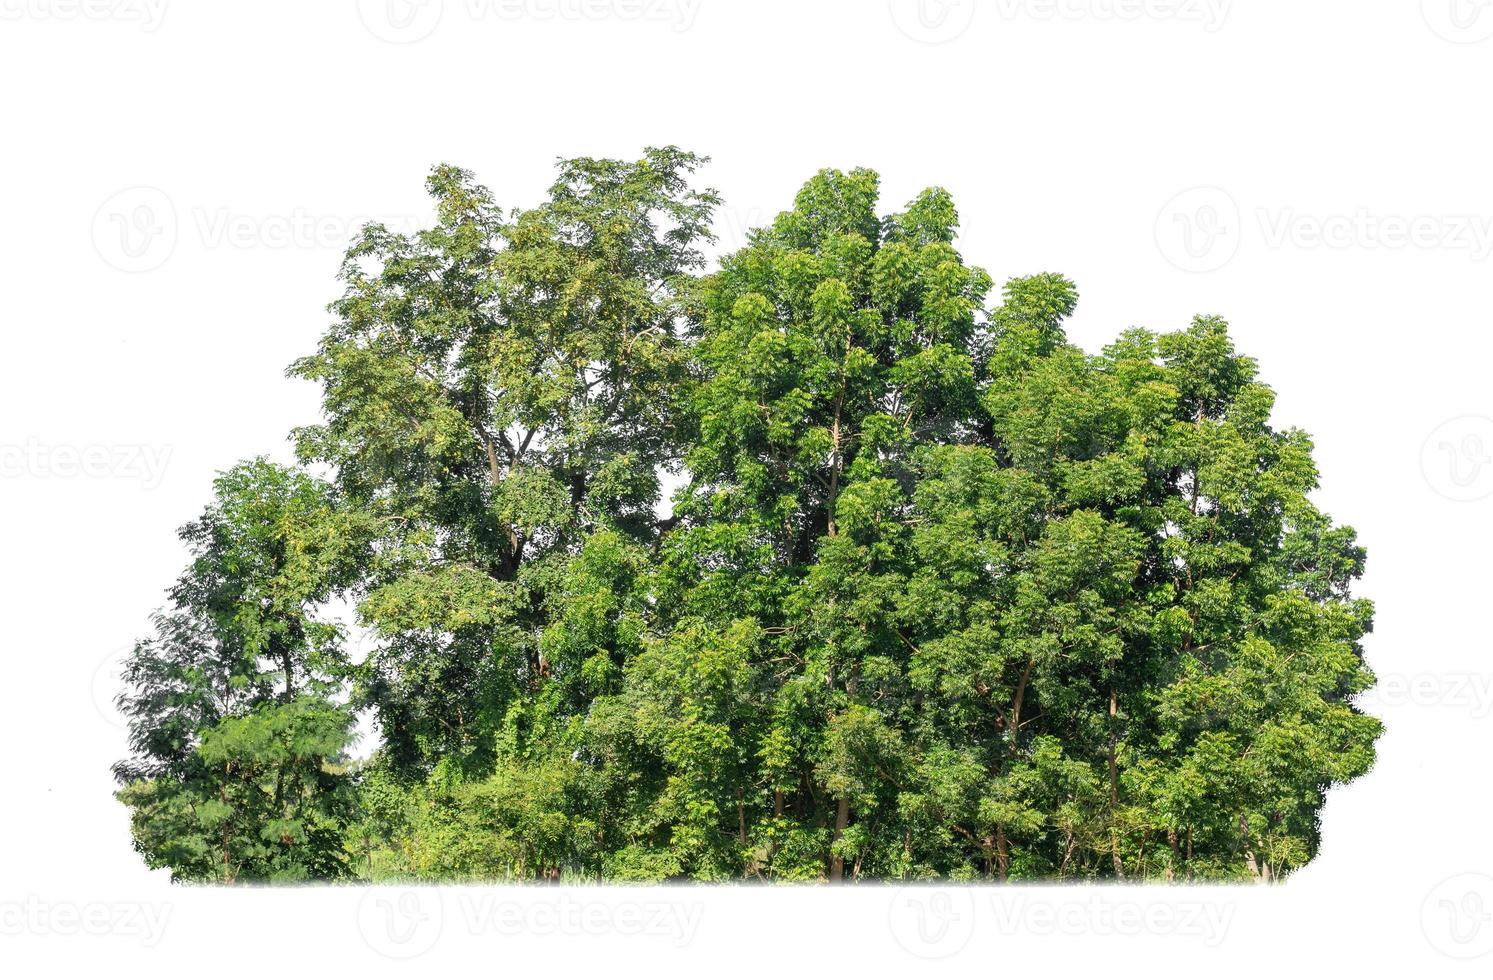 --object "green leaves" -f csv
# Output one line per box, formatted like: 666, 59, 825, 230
113, 462, 363, 882
115, 152, 1379, 885
198, 697, 356, 770
361, 565, 521, 632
